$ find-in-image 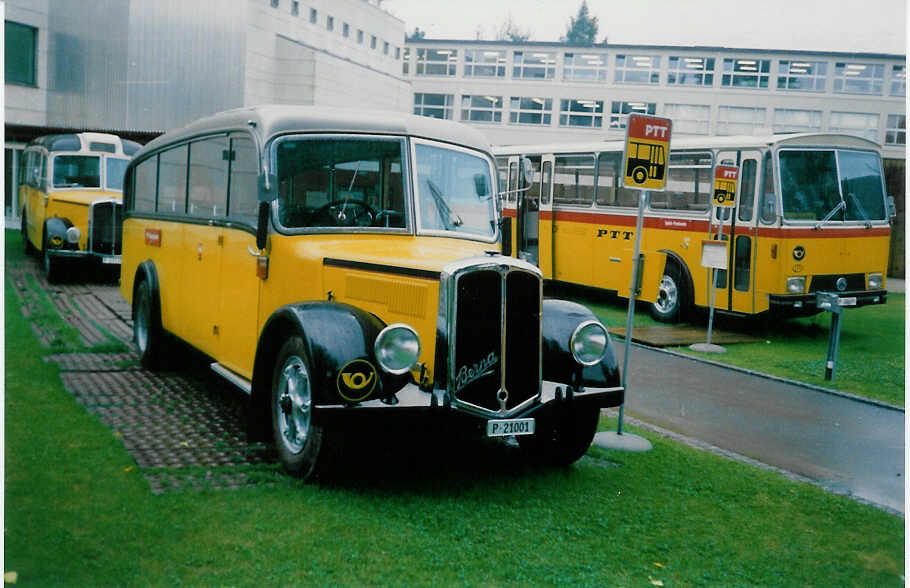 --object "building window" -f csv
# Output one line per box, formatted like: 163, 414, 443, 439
357, 29, 364, 44
342, 23, 349, 38
509, 97, 553, 126
309, 8, 317, 24
721, 58, 771, 89
414, 93, 454, 119
416, 48, 457, 76
886, 114, 906, 145
609, 101, 656, 129
464, 49, 507, 77
833, 62, 884, 94
563, 53, 607, 82
326, 16, 334, 31
559, 99, 604, 128
667, 56, 715, 87
402, 47, 410, 75
614, 55, 660, 84
370, 35, 377, 49
5, 21, 38, 86
395, 47, 400, 60
270, 0, 279, 7
663, 104, 710, 134
776, 60, 827, 91
512, 51, 556, 80
829, 111, 879, 141
291, 1, 298, 16
460, 95, 503, 123
890, 64, 905, 97
717, 106, 767, 135
773, 109, 822, 133
383, 41, 389, 55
